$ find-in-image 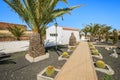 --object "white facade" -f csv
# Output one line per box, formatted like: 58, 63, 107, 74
46, 25, 80, 45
